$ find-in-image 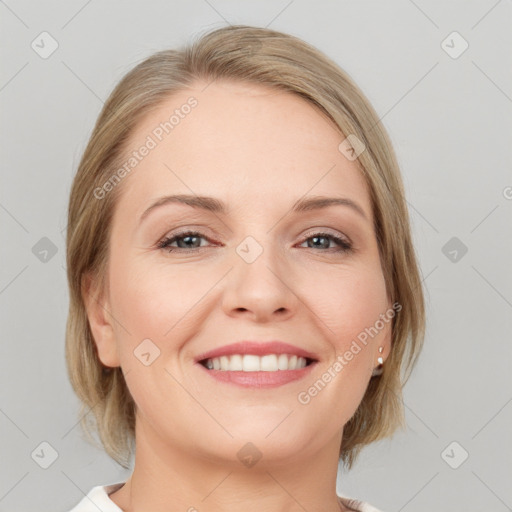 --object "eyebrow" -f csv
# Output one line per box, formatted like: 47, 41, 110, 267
138, 193, 368, 225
